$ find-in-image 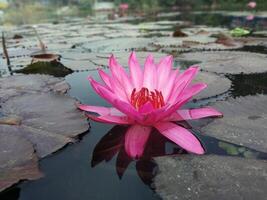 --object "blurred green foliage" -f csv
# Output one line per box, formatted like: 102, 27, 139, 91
4, 2, 56, 24
6, 0, 267, 11
2, 0, 267, 24
114, 0, 267, 11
